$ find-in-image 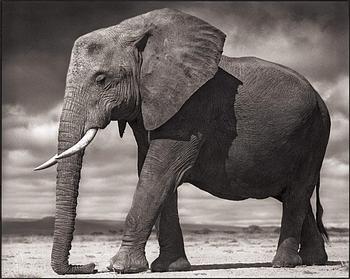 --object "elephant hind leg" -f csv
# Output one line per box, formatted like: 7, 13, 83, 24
151, 190, 191, 272
272, 198, 304, 267
298, 202, 328, 265
272, 180, 316, 267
